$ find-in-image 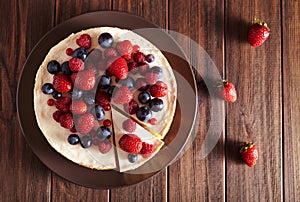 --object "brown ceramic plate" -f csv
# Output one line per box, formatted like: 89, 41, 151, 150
17, 11, 197, 188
